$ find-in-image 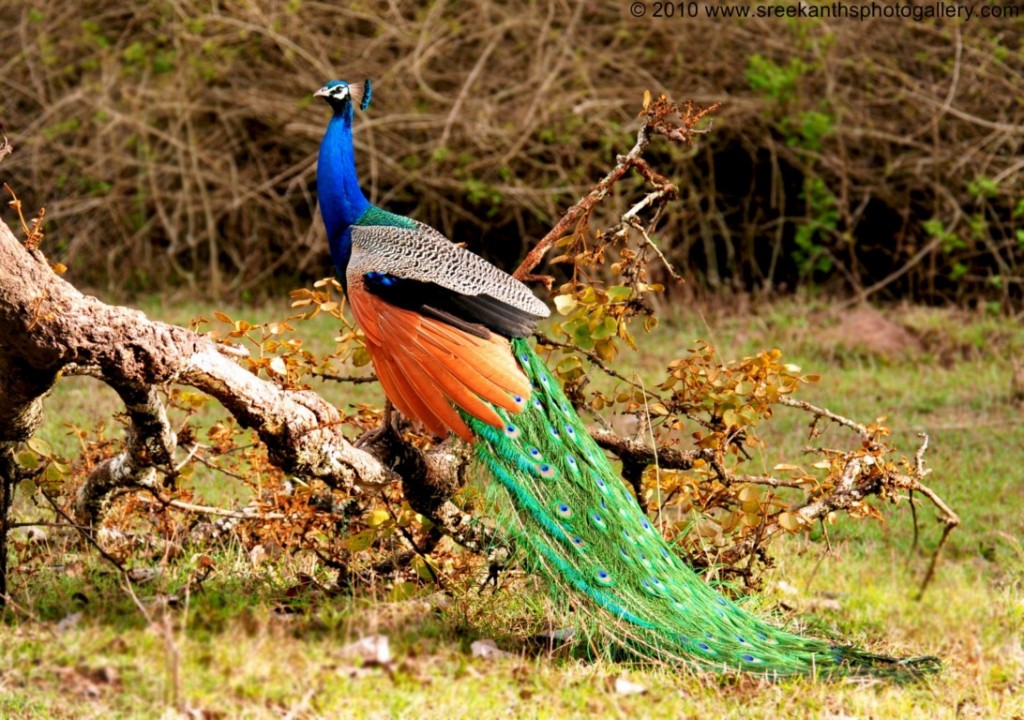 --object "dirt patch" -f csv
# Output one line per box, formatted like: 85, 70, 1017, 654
820, 307, 922, 359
